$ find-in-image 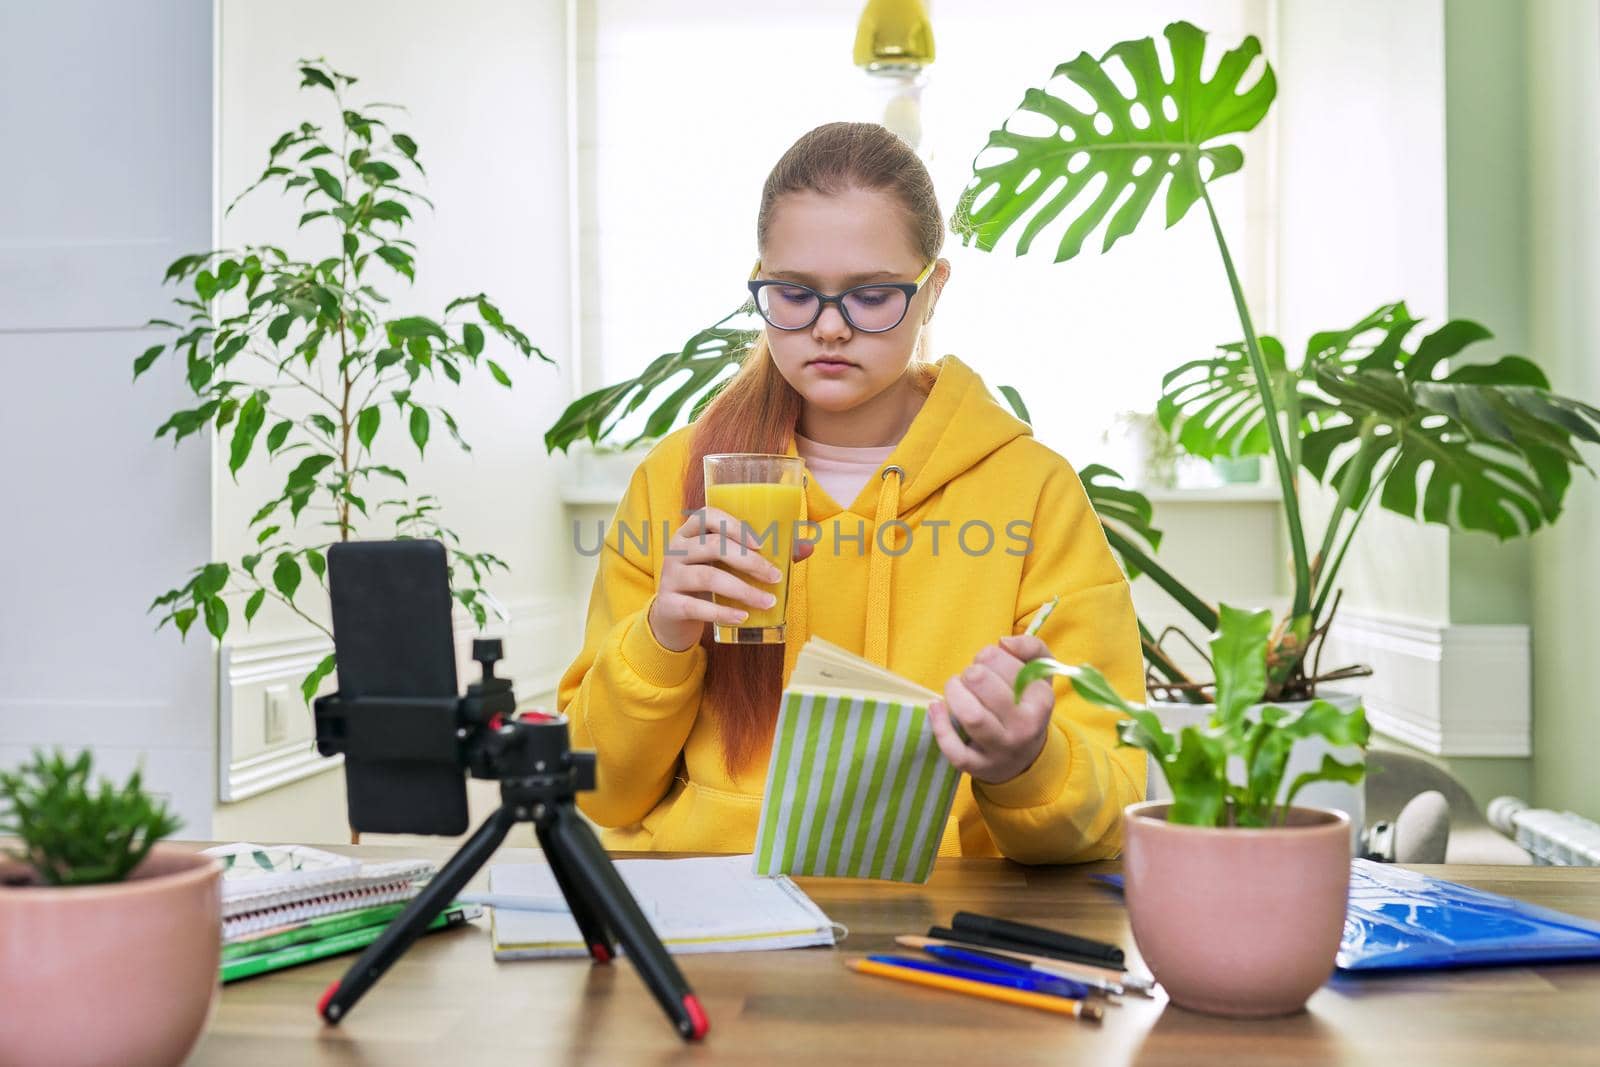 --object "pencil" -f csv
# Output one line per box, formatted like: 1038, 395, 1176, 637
1024, 596, 1059, 636
894, 935, 1152, 996
847, 957, 1104, 1022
